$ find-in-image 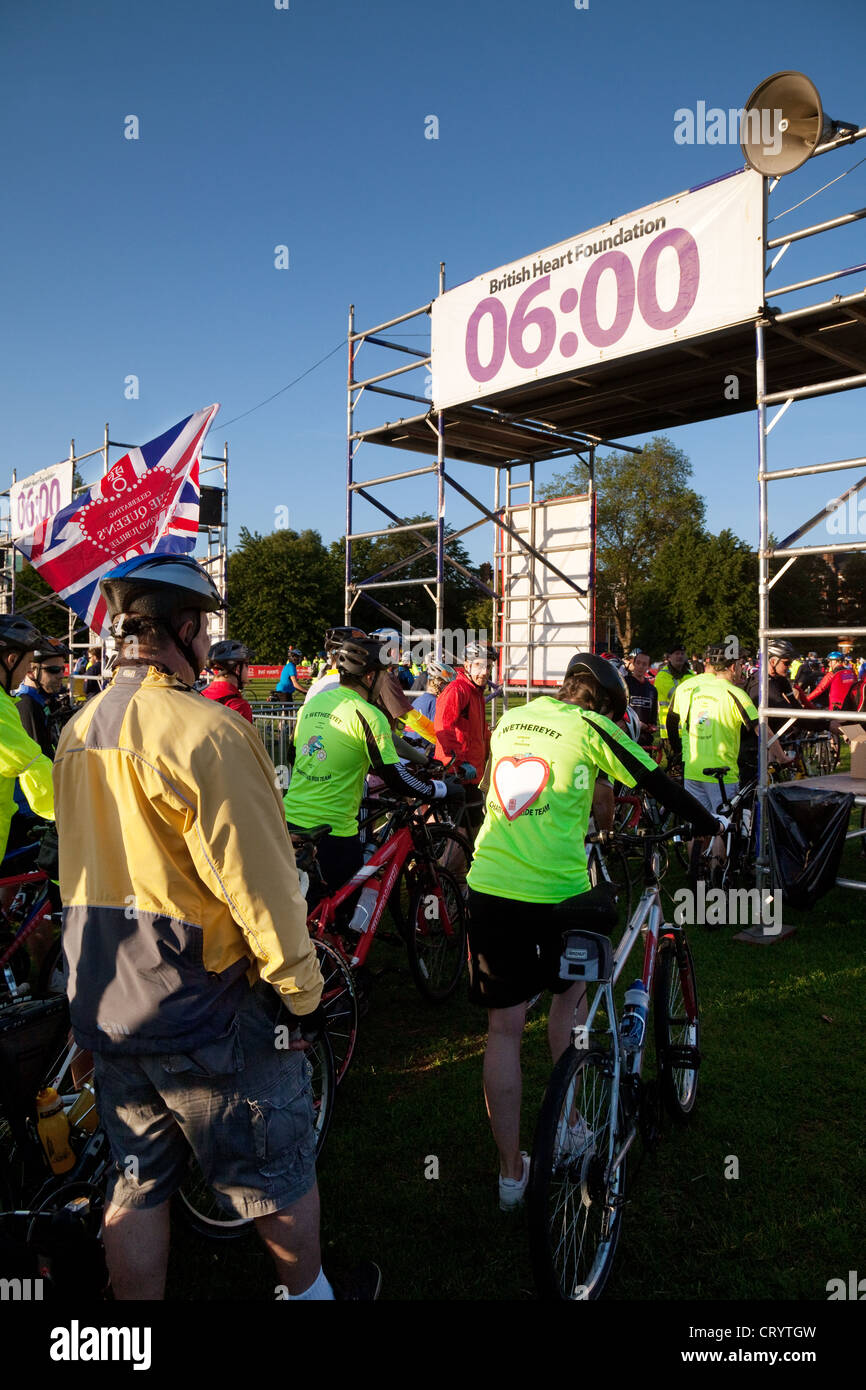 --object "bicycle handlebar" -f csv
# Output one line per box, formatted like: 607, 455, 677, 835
587, 824, 691, 849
